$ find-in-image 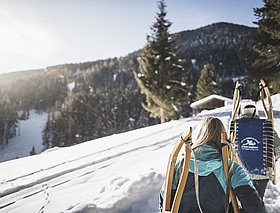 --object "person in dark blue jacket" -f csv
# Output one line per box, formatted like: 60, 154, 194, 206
159, 117, 266, 213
